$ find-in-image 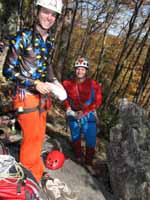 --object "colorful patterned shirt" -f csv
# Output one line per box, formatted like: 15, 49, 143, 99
3, 25, 55, 90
